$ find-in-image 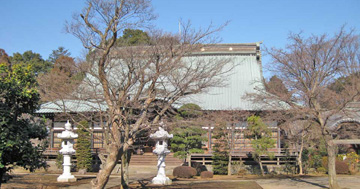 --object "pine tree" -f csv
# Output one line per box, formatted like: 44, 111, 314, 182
170, 103, 206, 163
171, 126, 206, 163
212, 122, 230, 175
76, 120, 93, 171
246, 115, 276, 176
